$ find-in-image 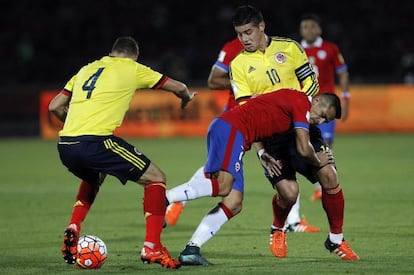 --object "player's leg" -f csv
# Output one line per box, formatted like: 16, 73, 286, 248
285, 192, 320, 233
102, 135, 180, 268
179, 188, 243, 265
58, 138, 107, 264
269, 178, 298, 258
312, 120, 336, 201
262, 134, 297, 258
165, 169, 221, 203
127, 155, 180, 268
316, 164, 359, 260
165, 166, 205, 226
166, 119, 243, 203
177, 122, 245, 265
